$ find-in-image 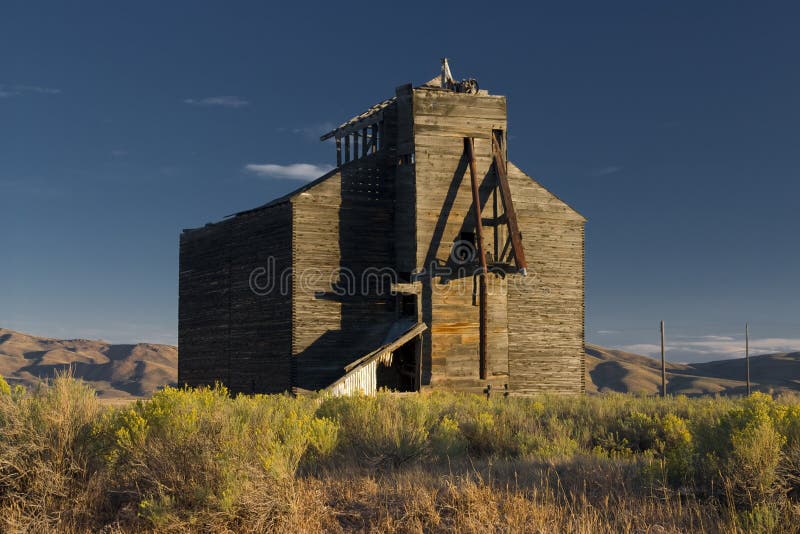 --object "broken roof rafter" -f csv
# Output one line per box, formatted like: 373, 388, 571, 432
320, 97, 395, 141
